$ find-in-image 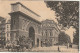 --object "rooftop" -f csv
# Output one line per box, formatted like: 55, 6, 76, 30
0, 16, 5, 21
